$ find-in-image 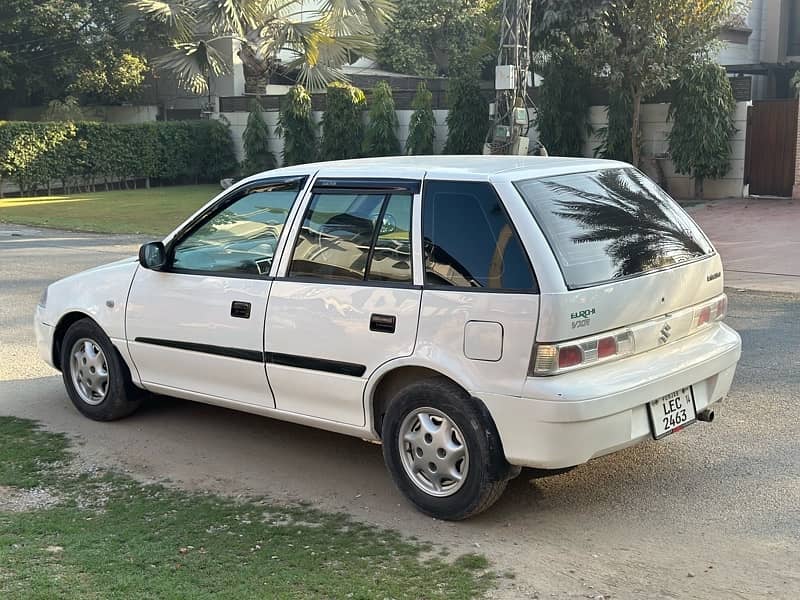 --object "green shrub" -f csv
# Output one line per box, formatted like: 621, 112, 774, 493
364, 81, 400, 157
242, 99, 277, 175
594, 88, 634, 163
444, 72, 487, 154
320, 82, 366, 161
534, 51, 591, 156
0, 119, 235, 196
406, 82, 436, 155
277, 85, 318, 166
668, 60, 736, 198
